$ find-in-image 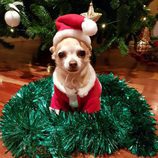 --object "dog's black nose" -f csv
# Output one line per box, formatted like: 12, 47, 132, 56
69, 61, 77, 68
